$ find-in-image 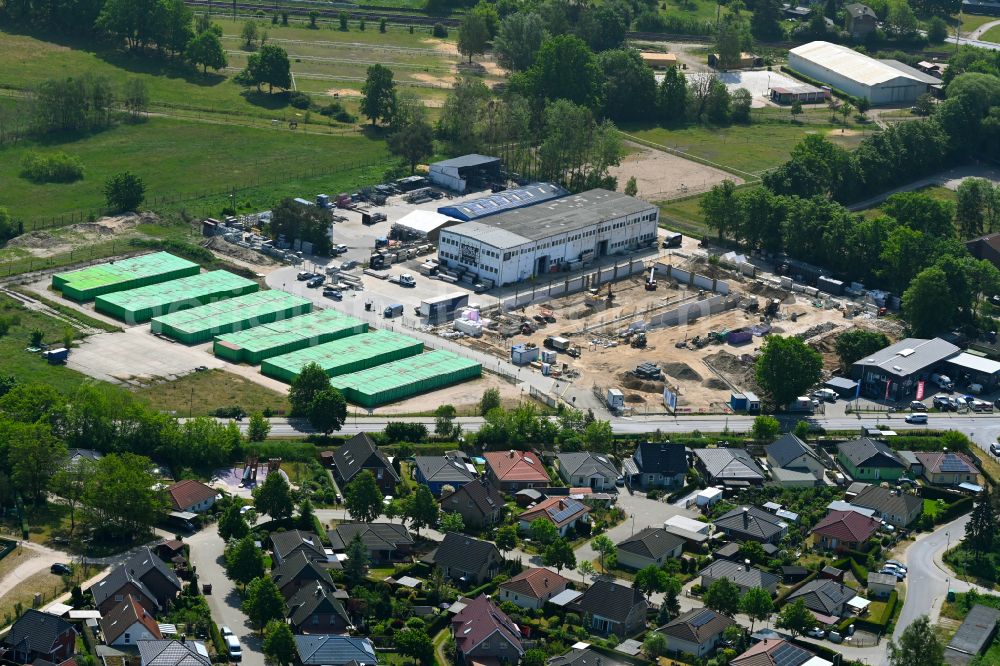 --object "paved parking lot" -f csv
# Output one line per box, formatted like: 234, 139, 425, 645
67, 326, 225, 384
